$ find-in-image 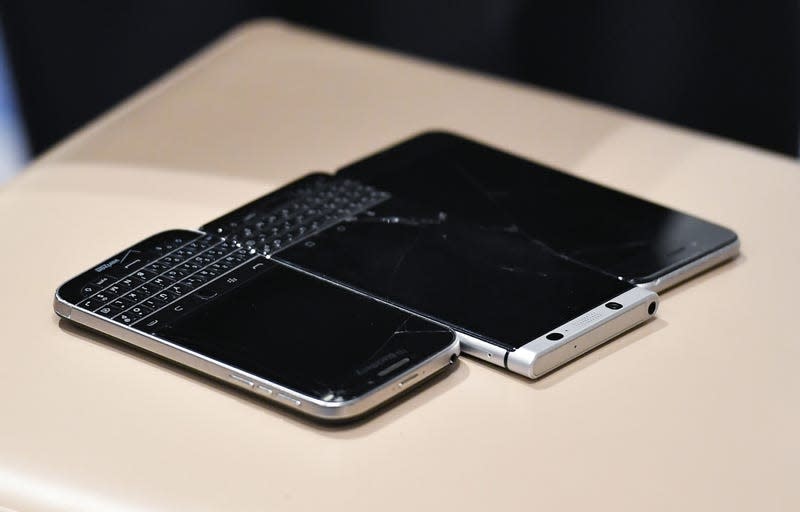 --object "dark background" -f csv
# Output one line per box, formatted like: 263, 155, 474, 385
2, 1, 798, 157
